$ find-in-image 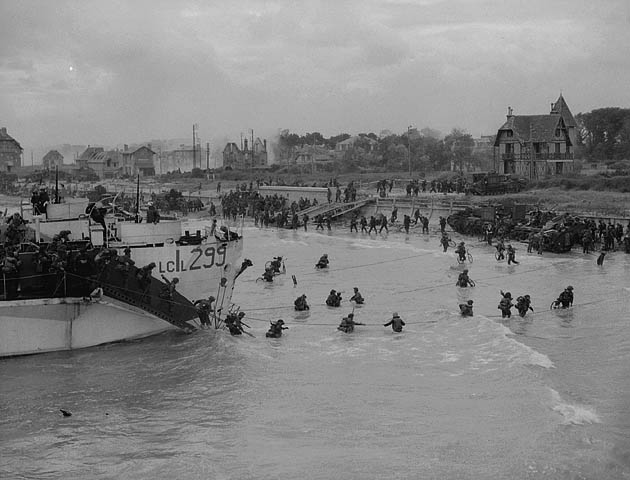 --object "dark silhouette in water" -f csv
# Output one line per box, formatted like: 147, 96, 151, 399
597, 252, 606, 266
